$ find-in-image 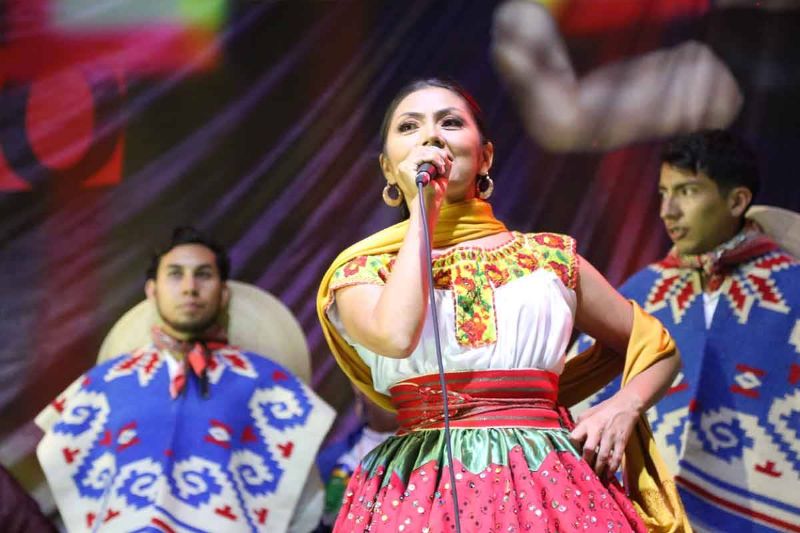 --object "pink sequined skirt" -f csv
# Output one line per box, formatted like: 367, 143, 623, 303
333, 369, 646, 532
